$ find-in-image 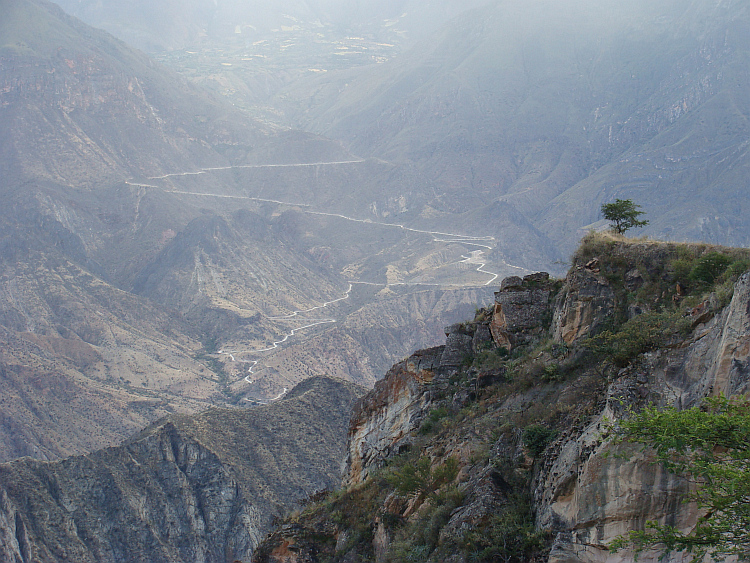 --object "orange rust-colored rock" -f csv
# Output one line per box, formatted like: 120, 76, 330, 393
346, 346, 444, 485
267, 538, 298, 563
